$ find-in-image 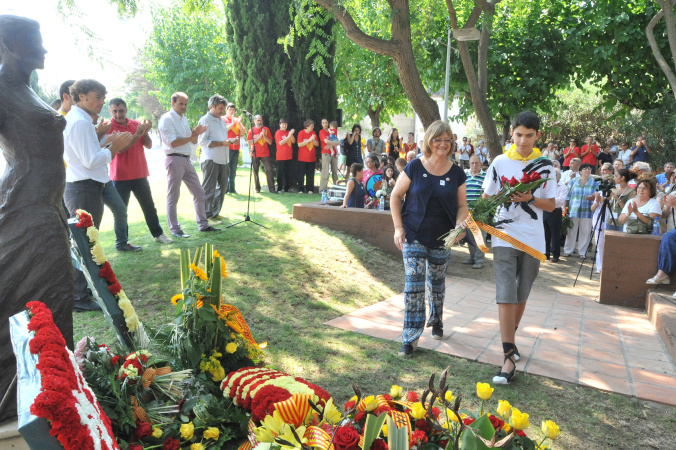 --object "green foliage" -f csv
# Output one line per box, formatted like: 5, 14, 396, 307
123, 54, 167, 123
143, 3, 234, 124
